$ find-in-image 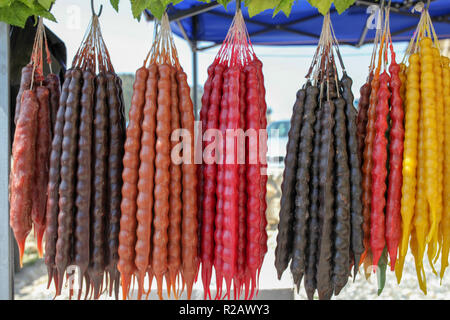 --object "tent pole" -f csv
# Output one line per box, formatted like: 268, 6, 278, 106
0, 22, 13, 300
192, 16, 199, 120
193, 44, 198, 119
